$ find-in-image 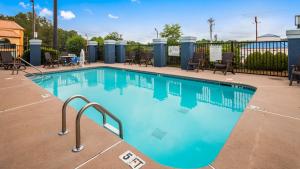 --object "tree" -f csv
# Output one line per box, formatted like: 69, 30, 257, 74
66, 35, 85, 55
91, 36, 104, 45
160, 24, 182, 45
104, 32, 123, 41
0, 12, 81, 48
